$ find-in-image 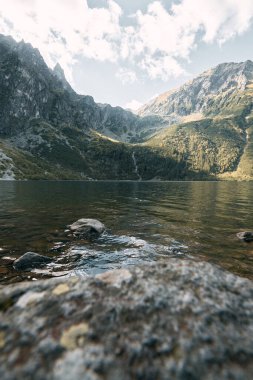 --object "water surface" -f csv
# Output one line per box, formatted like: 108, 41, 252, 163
0, 181, 253, 283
